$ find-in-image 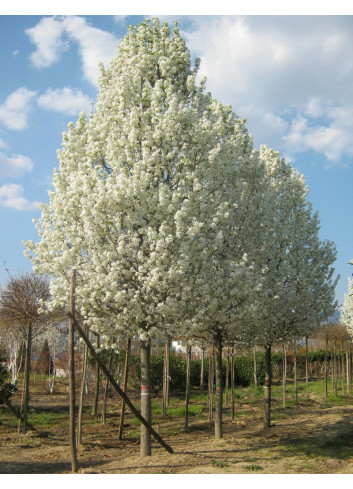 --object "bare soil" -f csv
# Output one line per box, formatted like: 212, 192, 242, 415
1, 378, 353, 474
